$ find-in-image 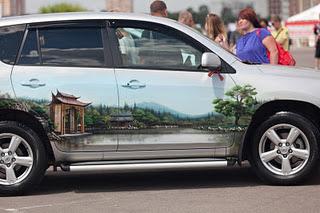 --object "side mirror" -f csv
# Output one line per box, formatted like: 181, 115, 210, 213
201, 52, 221, 70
